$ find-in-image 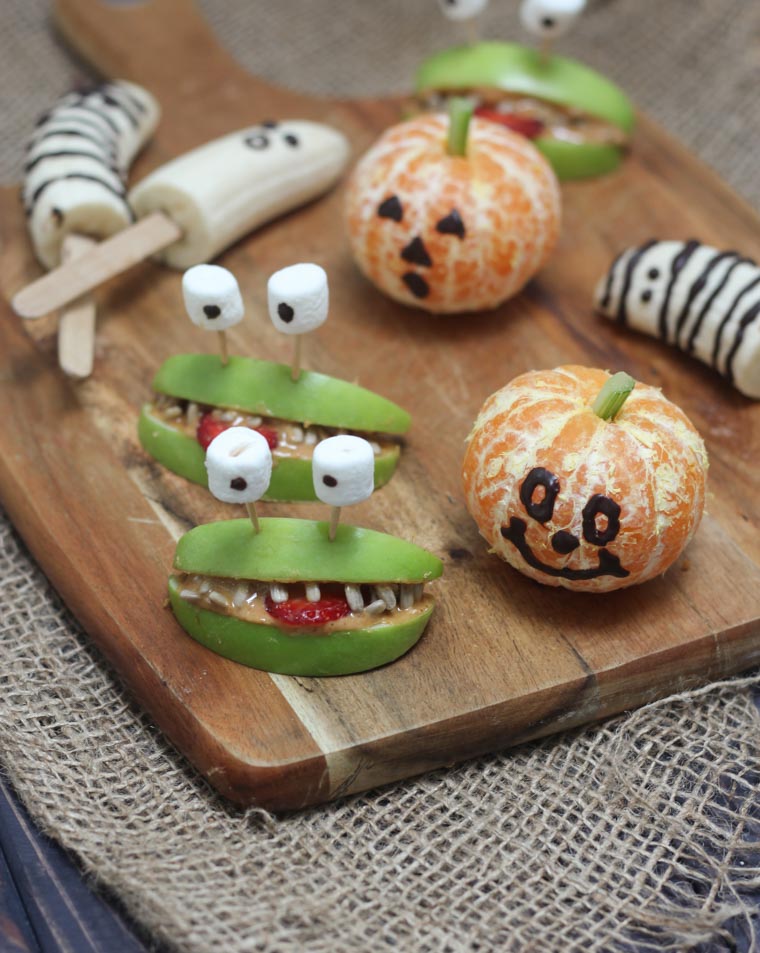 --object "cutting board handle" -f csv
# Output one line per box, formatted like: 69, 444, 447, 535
53, 0, 270, 101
